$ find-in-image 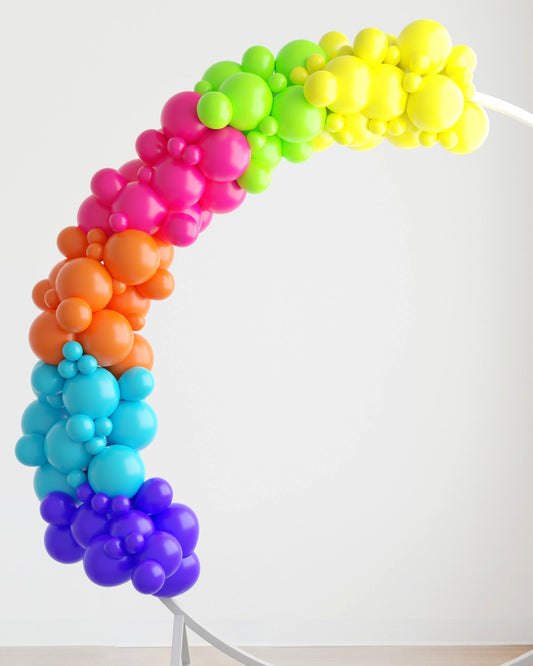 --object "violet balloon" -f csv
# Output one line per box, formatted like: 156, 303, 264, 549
83, 535, 134, 586
40, 491, 77, 526
152, 503, 199, 558
136, 531, 183, 577
134, 477, 173, 515
153, 553, 201, 598
44, 524, 85, 564
71, 502, 110, 548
